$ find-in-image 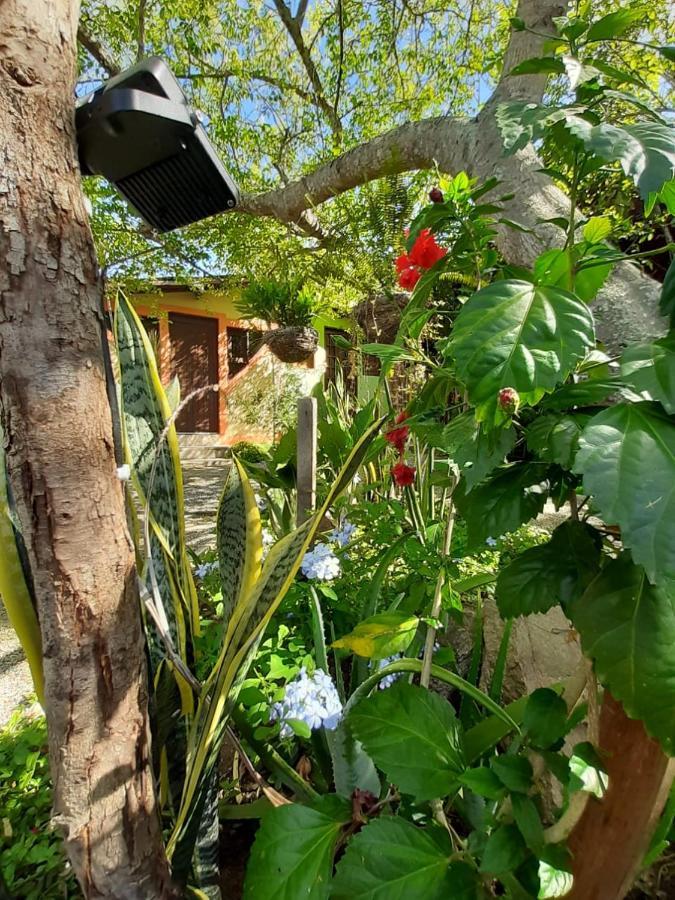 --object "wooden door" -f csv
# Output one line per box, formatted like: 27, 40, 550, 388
168, 313, 219, 432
